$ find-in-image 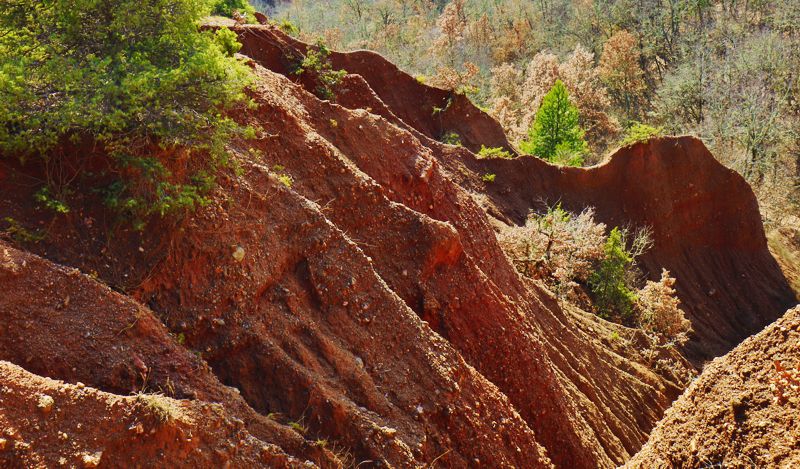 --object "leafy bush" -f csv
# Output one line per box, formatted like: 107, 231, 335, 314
212, 0, 256, 20
501, 205, 657, 324
477, 145, 514, 159
481, 173, 496, 182
215, 27, 244, 57
278, 19, 300, 36
620, 122, 664, 147
440, 131, 462, 146
500, 205, 605, 298
0, 1, 253, 226
551, 144, 585, 166
293, 40, 346, 100
502, 205, 689, 338
34, 187, 70, 214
